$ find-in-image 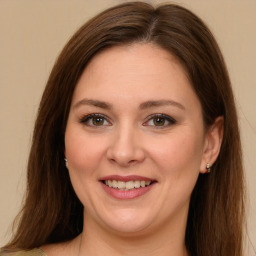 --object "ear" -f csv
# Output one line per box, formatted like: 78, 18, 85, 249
200, 116, 224, 174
